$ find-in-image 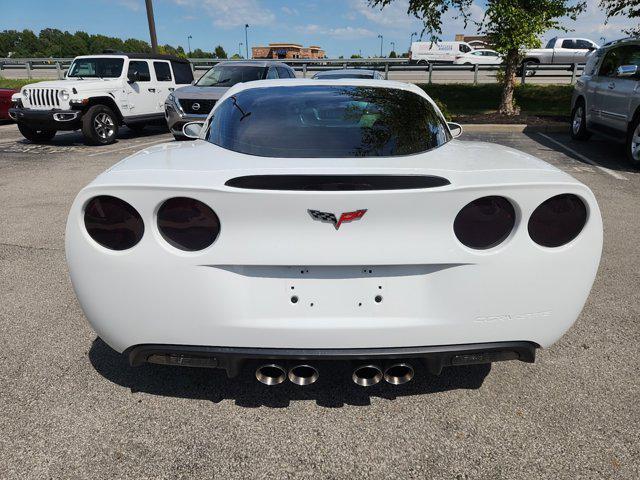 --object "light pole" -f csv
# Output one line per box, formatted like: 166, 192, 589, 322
239, 42, 243, 58
145, 0, 158, 53
187, 35, 192, 56
377, 34, 383, 58
245, 24, 250, 59
390, 41, 395, 56
409, 32, 417, 53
